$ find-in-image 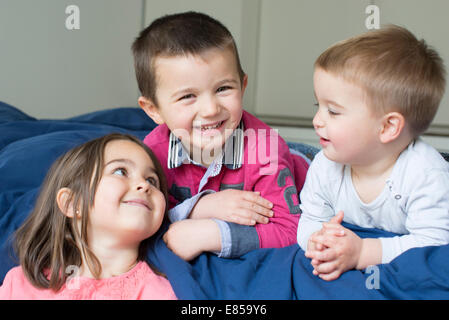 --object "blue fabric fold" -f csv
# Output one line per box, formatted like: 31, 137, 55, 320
1, 102, 448, 299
